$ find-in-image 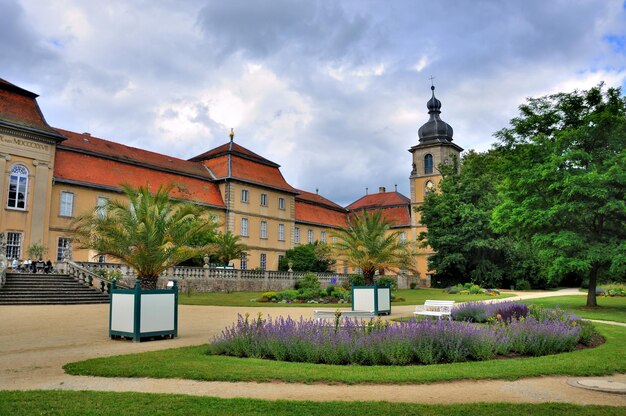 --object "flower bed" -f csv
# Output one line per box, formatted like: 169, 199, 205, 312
445, 283, 500, 296
210, 303, 595, 366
